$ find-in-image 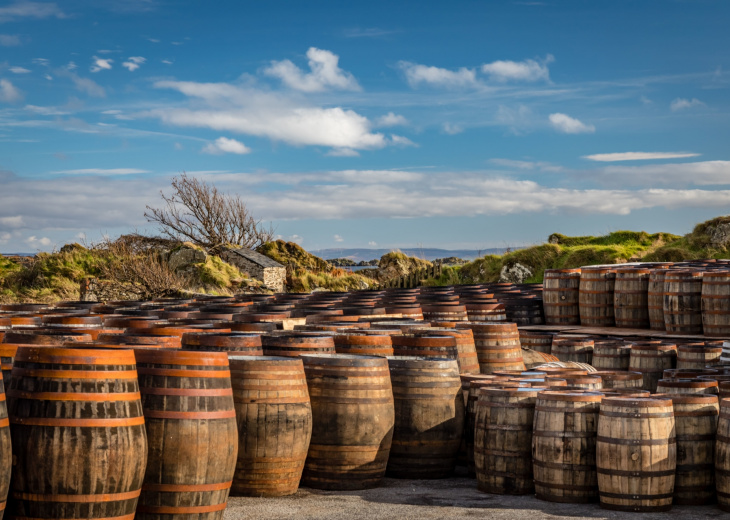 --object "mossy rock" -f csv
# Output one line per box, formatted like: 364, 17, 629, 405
257, 240, 331, 271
